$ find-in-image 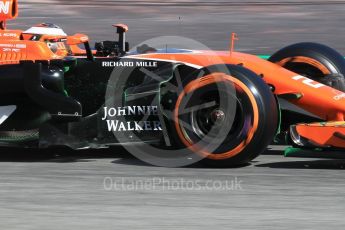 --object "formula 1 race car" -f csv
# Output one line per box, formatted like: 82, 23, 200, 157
0, 0, 344, 167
